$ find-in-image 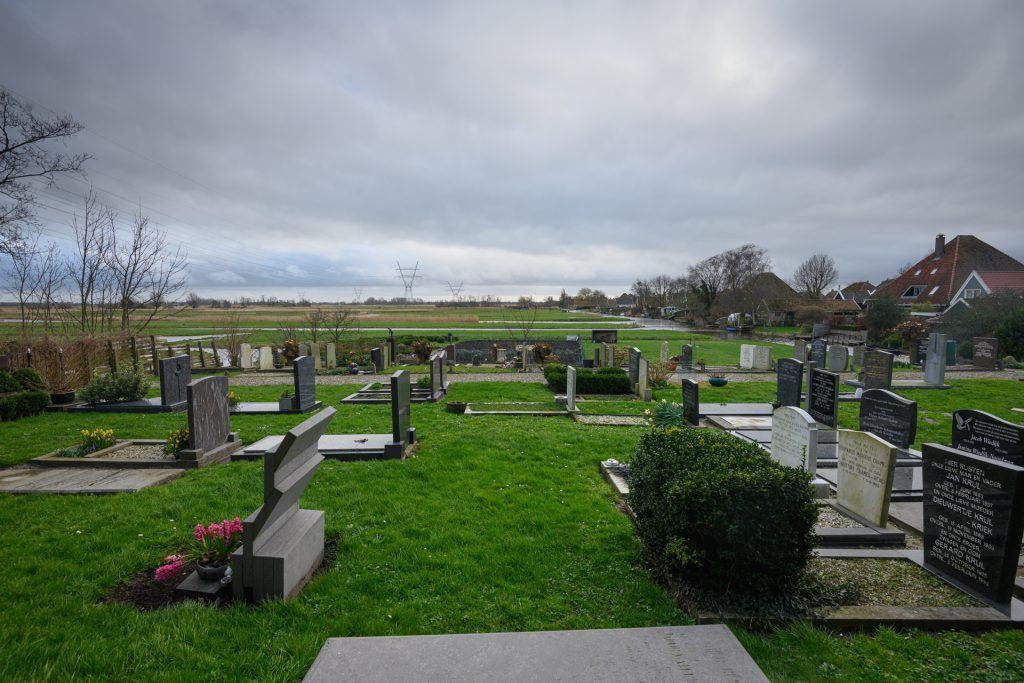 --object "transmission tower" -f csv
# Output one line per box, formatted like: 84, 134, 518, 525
446, 280, 465, 301
352, 287, 363, 303
395, 261, 423, 301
